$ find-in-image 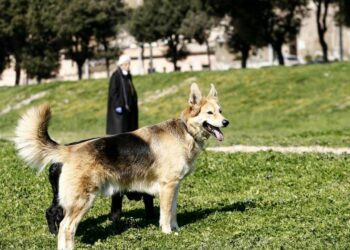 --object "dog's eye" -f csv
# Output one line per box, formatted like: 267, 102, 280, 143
219, 109, 222, 114
207, 111, 213, 115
